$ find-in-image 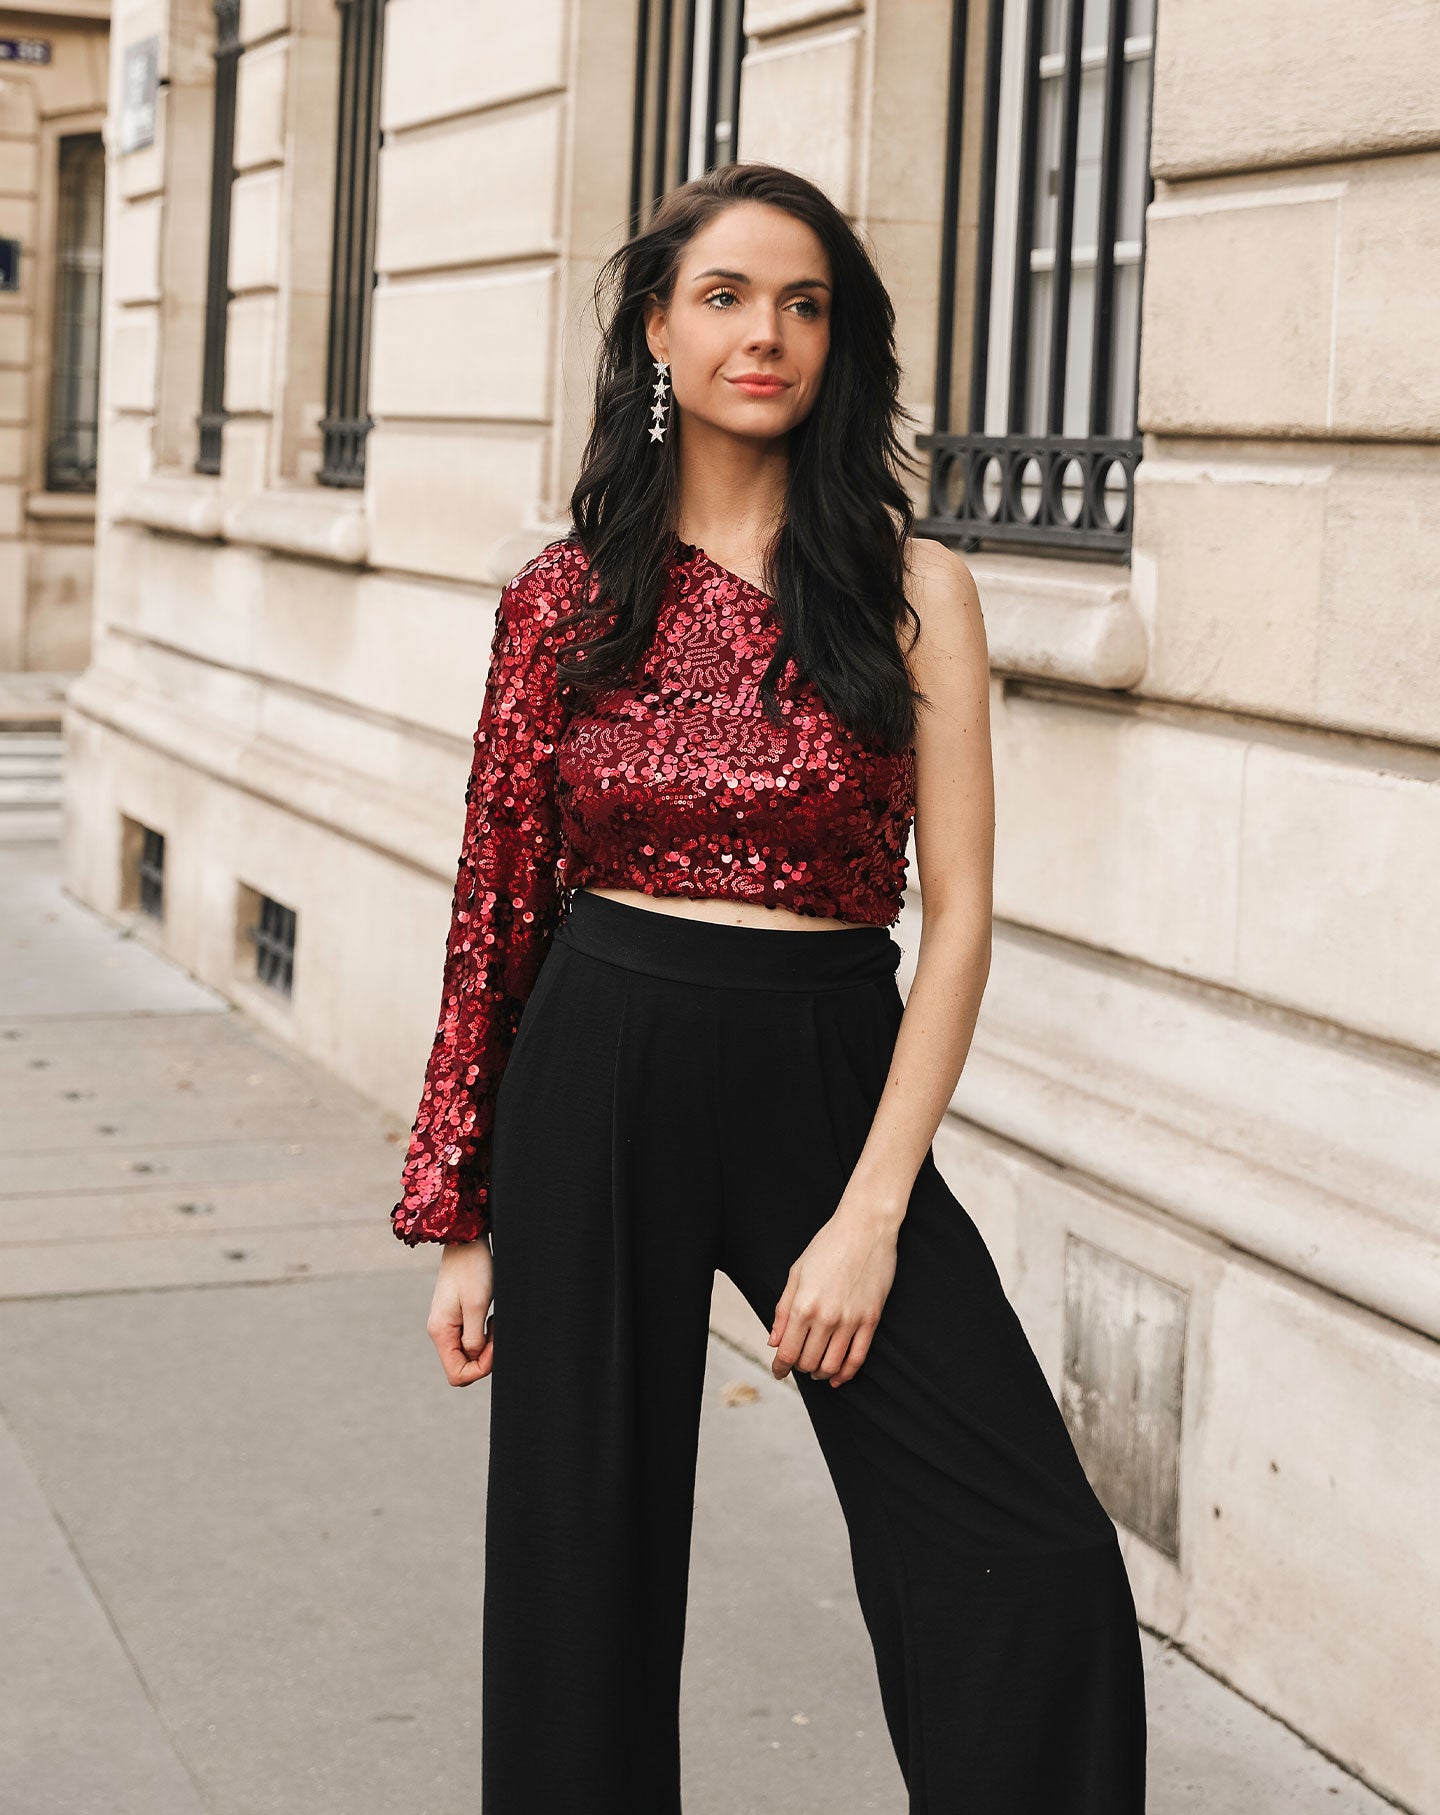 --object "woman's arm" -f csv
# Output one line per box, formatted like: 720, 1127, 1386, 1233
766, 539, 994, 1386
391, 544, 586, 1248
840, 537, 995, 1228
